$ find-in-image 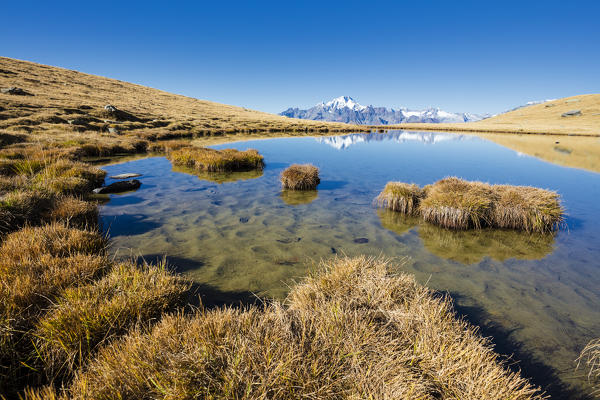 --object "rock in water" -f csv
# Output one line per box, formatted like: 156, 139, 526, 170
109, 173, 142, 179
562, 110, 582, 117
353, 238, 369, 244
93, 179, 141, 194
